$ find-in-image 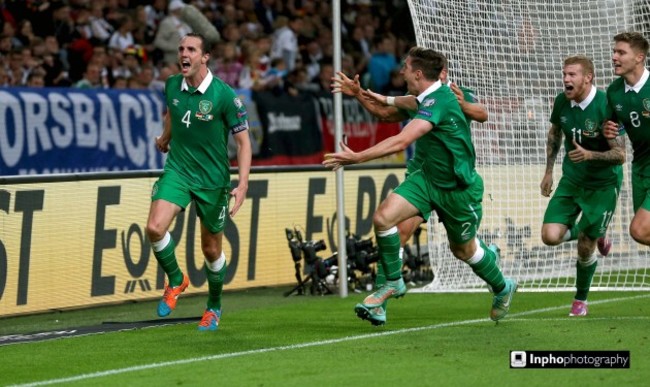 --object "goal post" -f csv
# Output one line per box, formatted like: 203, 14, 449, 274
406, 0, 650, 292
